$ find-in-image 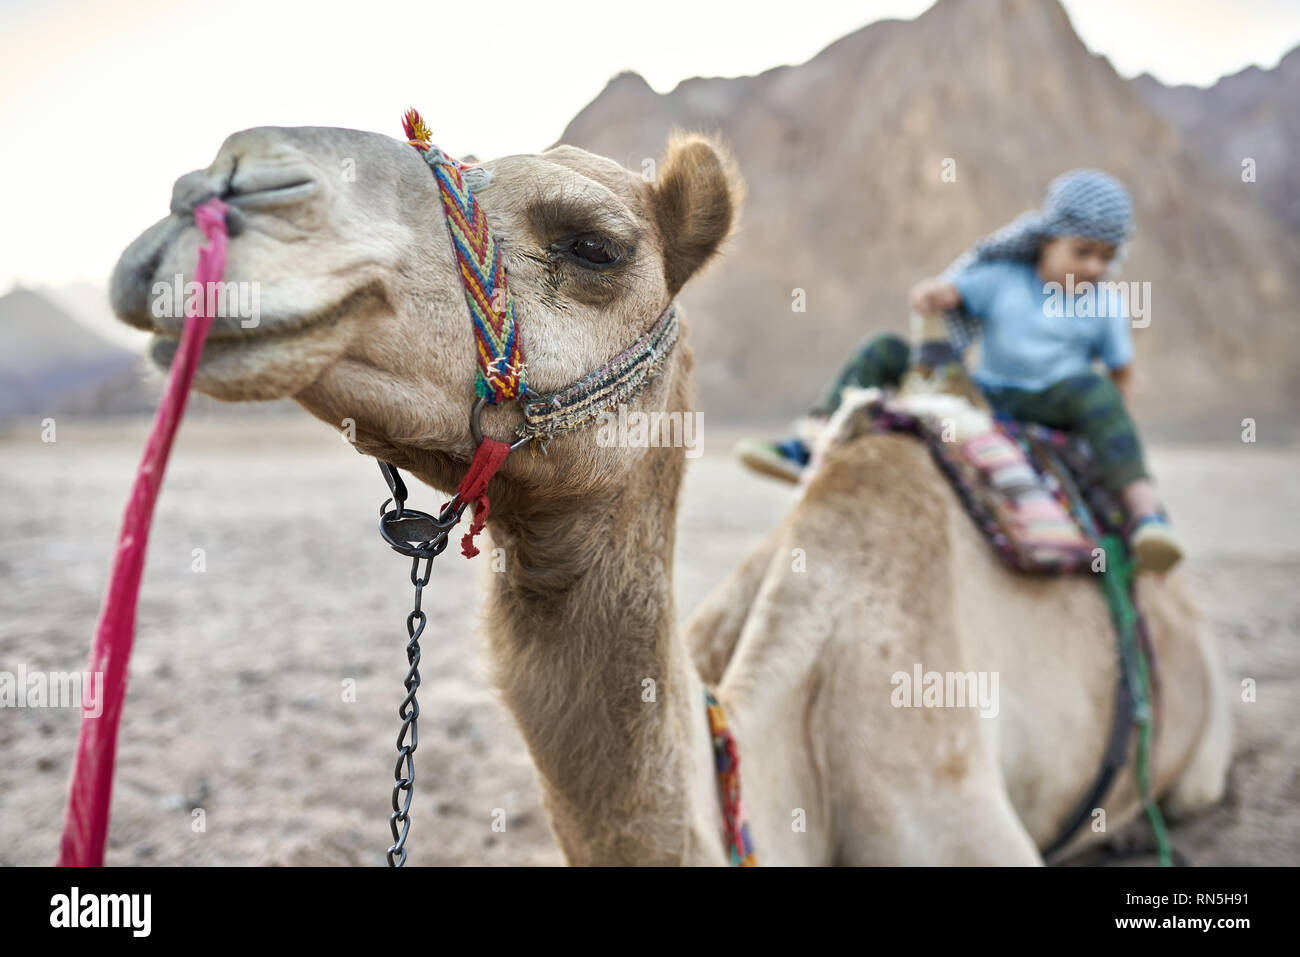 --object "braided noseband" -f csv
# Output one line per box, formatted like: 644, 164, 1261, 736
520, 301, 679, 441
